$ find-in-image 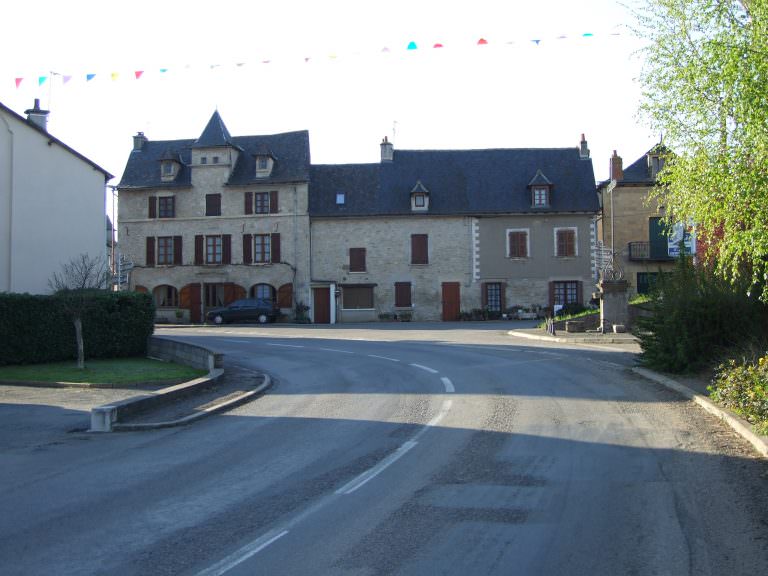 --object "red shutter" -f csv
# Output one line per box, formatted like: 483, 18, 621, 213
146, 237, 155, 267
173, 236, 183, 265
148, 196, 157, 218
271, 233, 281, 263
269, 190, 279, 213
194, 235, 204, 265
222, 234, 231, 264
242, 234, 252, 264
244, 192, 253, 215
